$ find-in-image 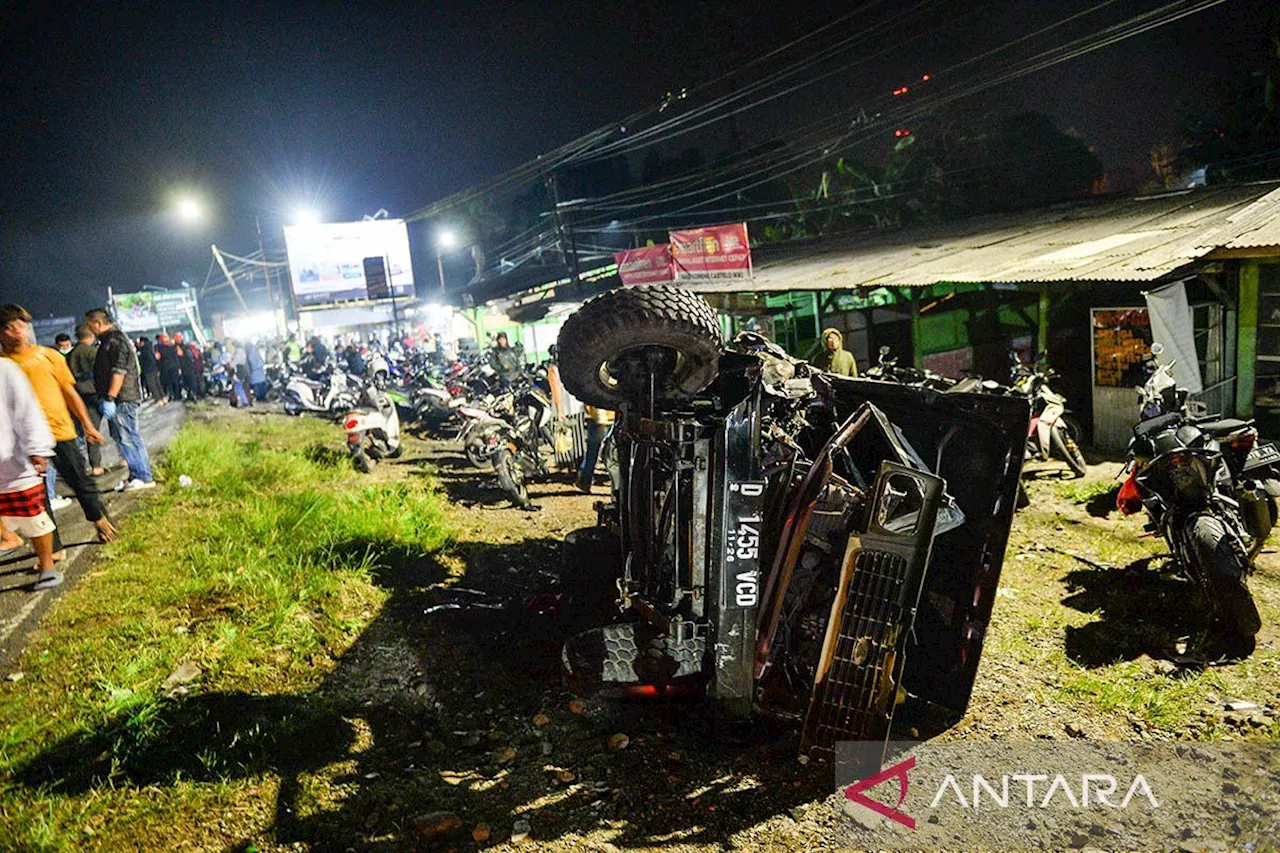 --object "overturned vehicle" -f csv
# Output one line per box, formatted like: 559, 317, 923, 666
555, 285, 1030, 761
